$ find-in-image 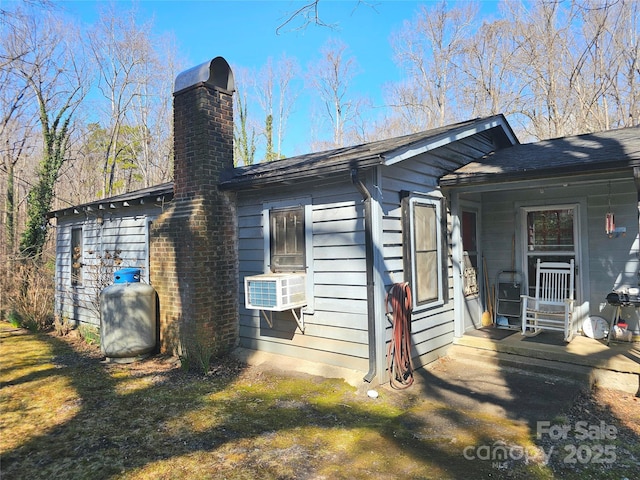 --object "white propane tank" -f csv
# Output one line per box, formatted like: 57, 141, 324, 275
100, 282, 157, 361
